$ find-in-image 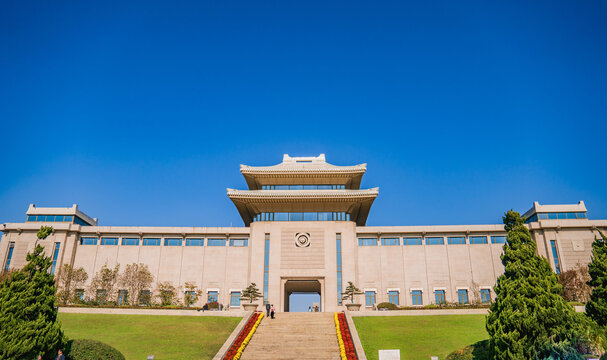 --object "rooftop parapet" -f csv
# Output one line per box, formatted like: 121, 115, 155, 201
26, 204, 98, 226
522, 201, 588, 223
